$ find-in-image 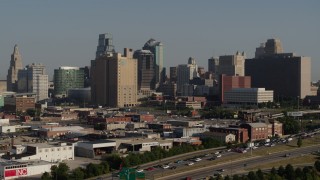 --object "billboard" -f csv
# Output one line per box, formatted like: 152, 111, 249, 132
5, 168, 28, 177
287, 111, 303, 117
